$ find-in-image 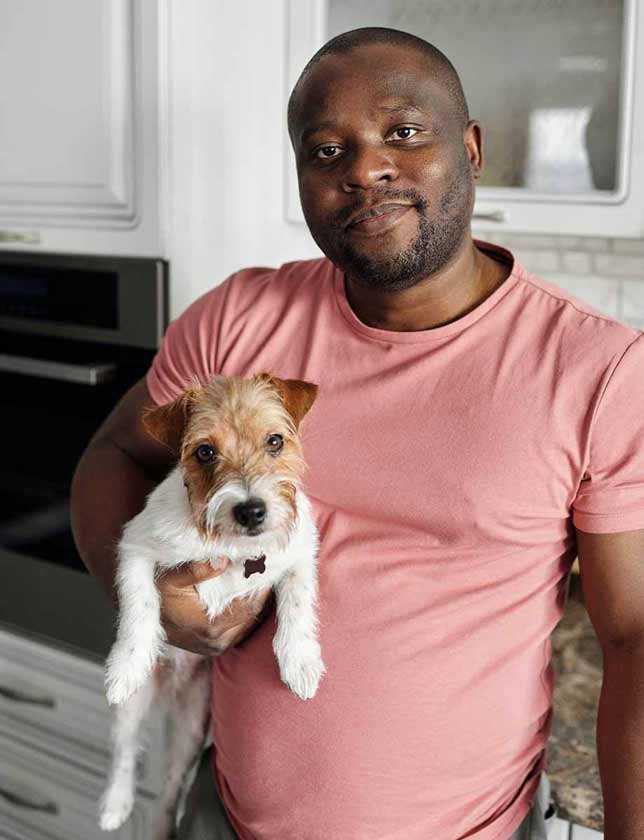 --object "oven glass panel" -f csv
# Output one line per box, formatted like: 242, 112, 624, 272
0, 263, 118, 327
0, 474, 76, 569
0, 334, 156, 573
